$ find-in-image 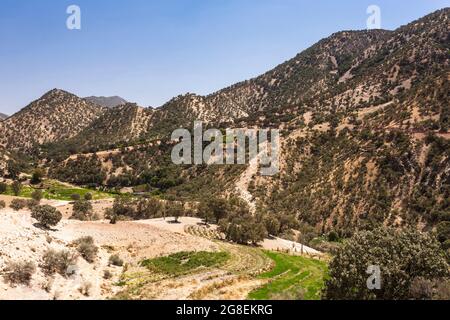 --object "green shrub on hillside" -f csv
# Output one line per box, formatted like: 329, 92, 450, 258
324, 228, 449, 300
